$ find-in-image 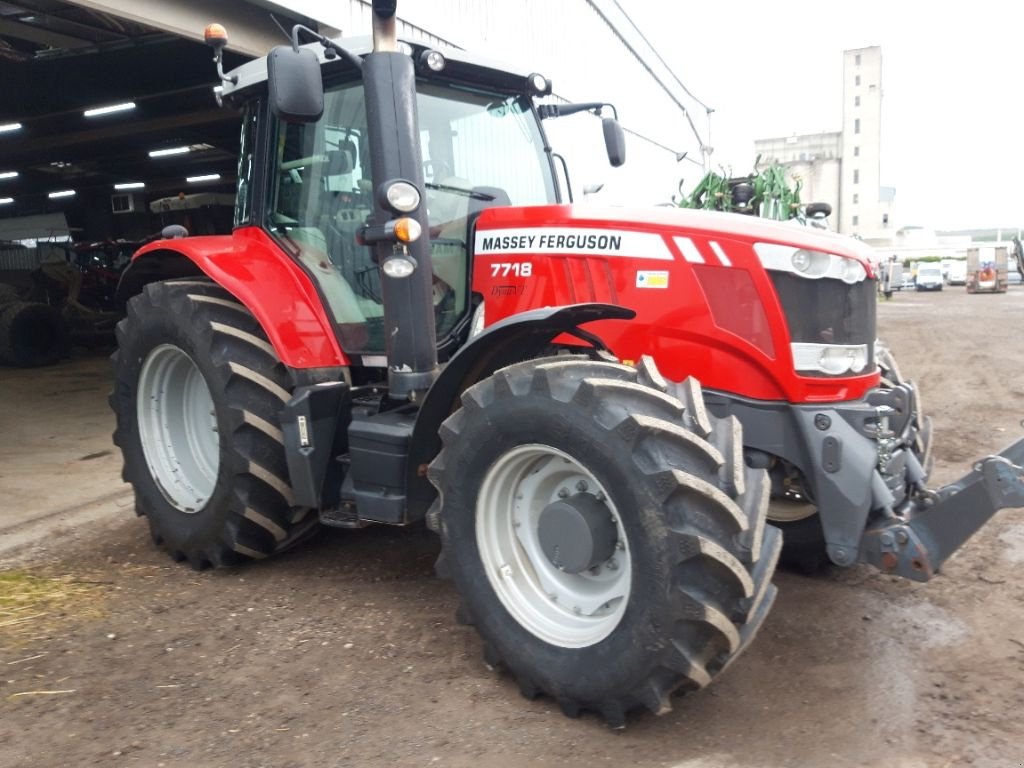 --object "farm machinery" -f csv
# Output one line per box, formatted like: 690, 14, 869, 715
109, 1, 1024, 725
